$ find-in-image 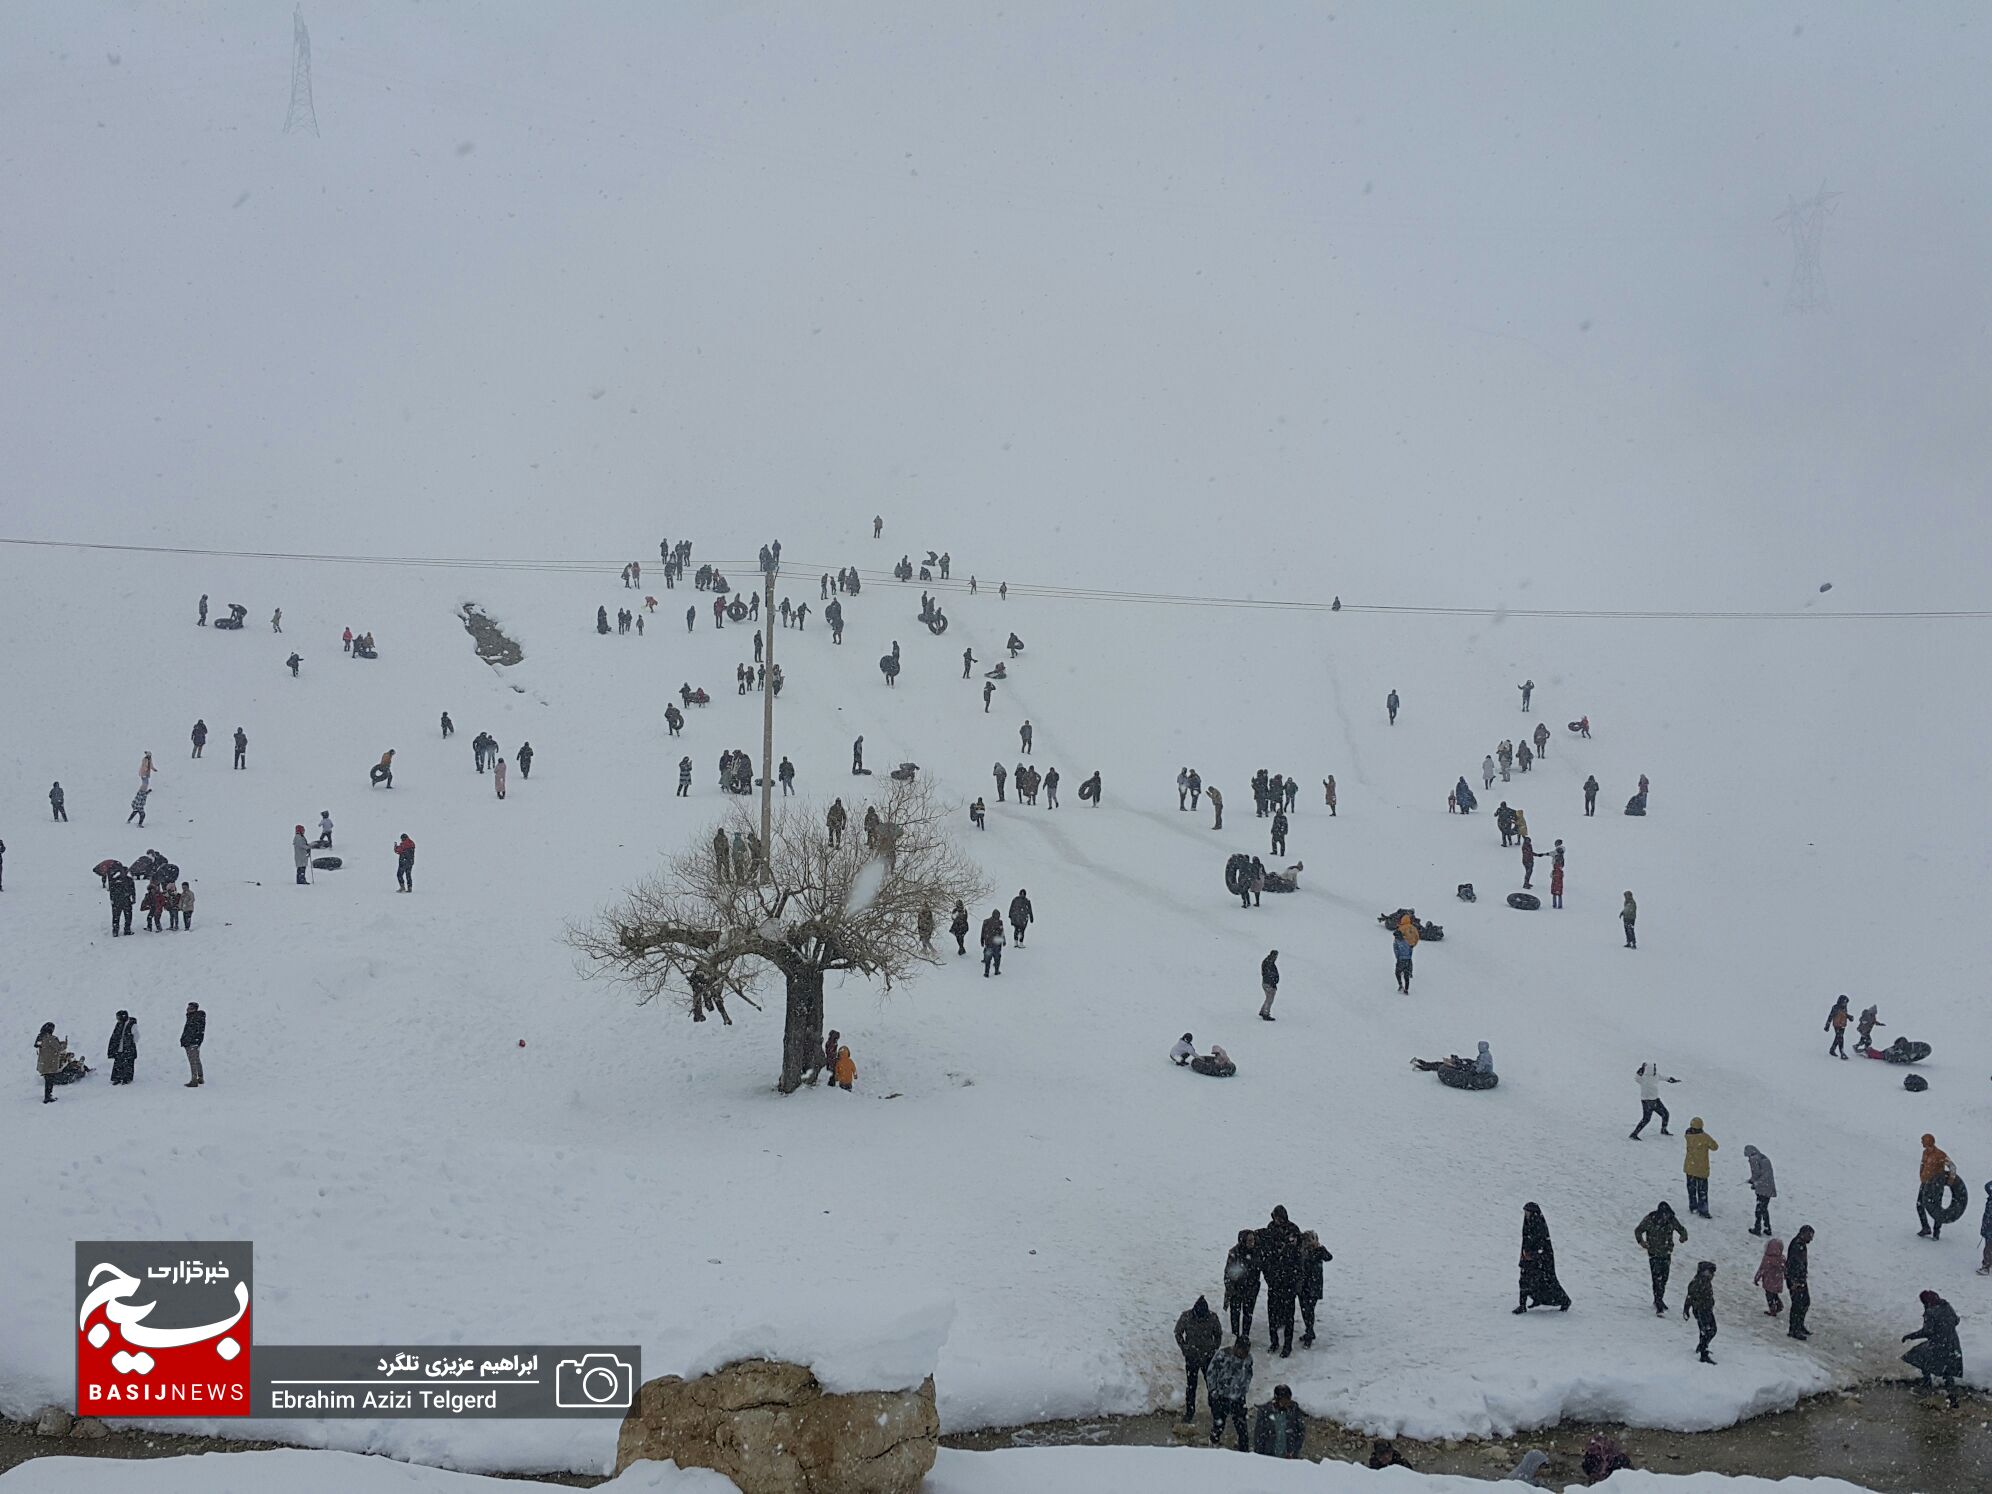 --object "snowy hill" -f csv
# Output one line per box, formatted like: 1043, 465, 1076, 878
4, 2, 1992, 1486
